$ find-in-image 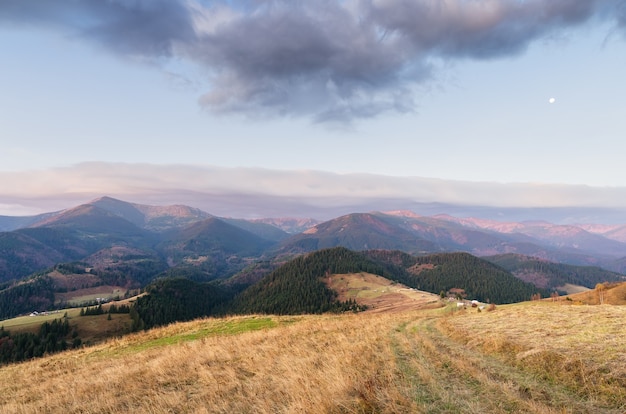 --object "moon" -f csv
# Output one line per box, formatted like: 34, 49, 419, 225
549, 97, 556, 104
